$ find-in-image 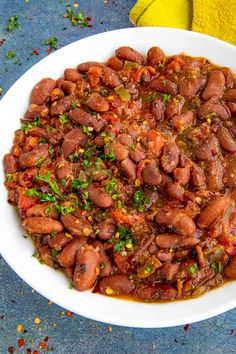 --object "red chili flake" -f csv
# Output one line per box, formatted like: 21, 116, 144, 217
8, 347, 15, 354
183, 323, 190, 331
33, 351, 39, 354
0, 38, 6, 46
26, 349, 32, 354
39, 342, 48, 350
44, 336, 49, 342
18, 338, 25, 347
86, 17, 91, 21
32, 48, 39, 55
66, 311, 74, 317
45, 48, 51, 54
